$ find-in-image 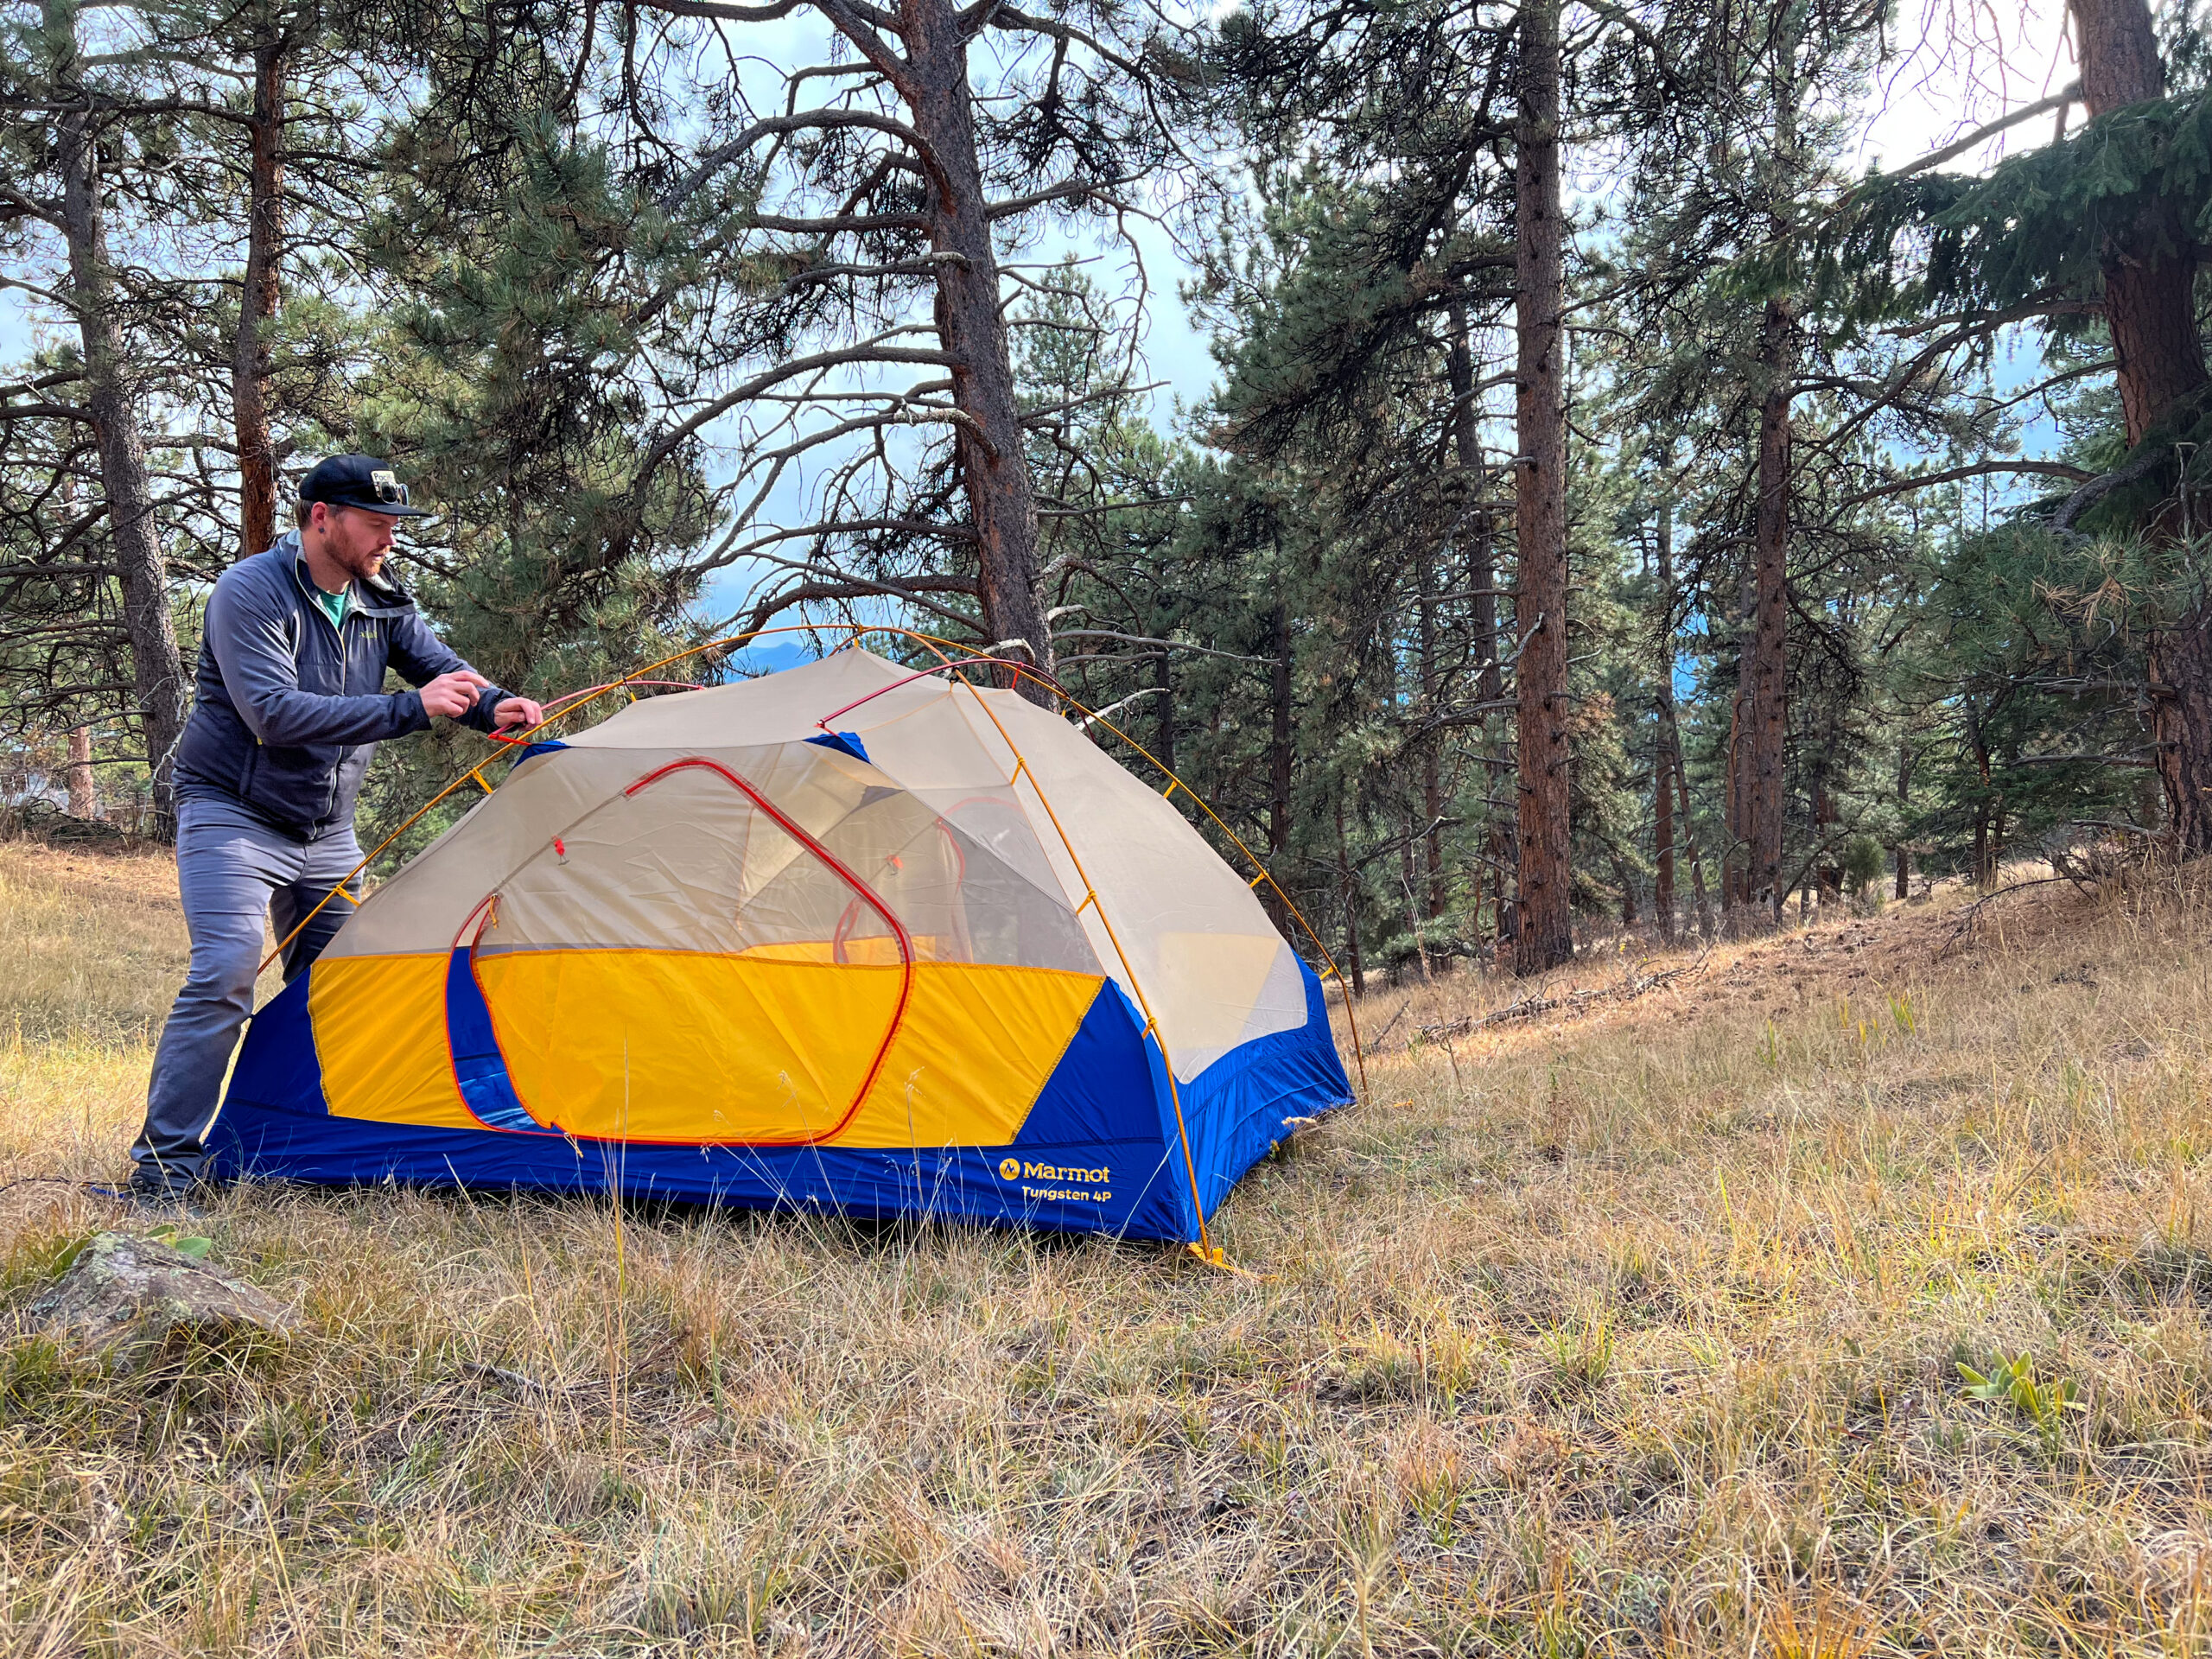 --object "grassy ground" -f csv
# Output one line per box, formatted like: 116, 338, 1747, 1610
0, 836, 2209, 1656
